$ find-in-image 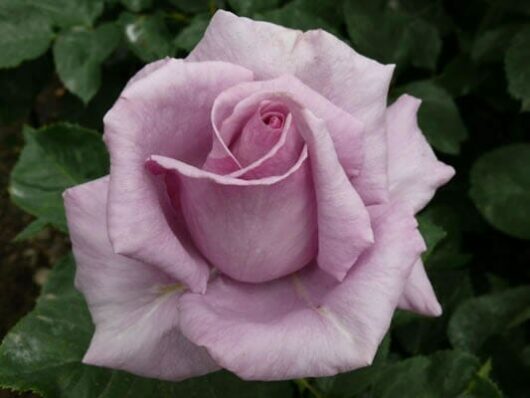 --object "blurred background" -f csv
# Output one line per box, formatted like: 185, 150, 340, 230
0, 0, 529, 397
